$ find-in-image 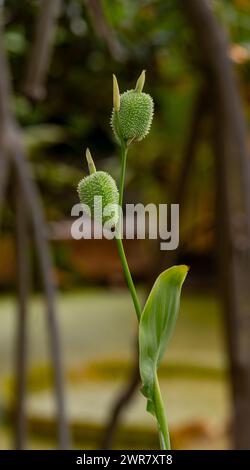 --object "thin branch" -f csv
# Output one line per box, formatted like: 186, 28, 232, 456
14, 180, 29, 449
174, 85, 209, 207
0, 14, 12, 124
0, 152, 9, 216
0, 8, 69, 449
85, 0, 125, 61
101, 341, 140, 450
0, 10, 13, 231
150, 84, 209, 282
23, 0, 61, 101
12, 148, 70, 449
